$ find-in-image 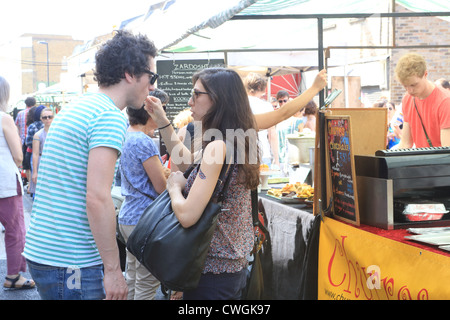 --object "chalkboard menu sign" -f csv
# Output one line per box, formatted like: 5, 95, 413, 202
156, 59, 225, 123
326, 115, 360, 226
